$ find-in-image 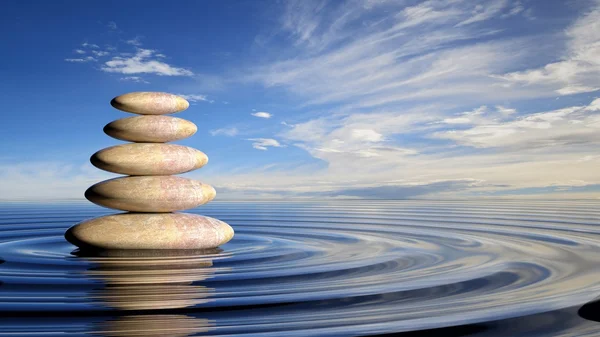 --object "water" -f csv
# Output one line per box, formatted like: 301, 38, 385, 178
1, 200, 600, 336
